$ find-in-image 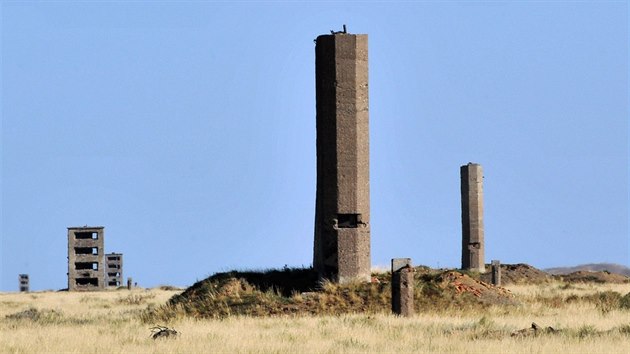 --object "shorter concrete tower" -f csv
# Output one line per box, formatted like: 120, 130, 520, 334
105, 253, 123, 287
67, 226, 105, 291
460, 163, 485, 272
